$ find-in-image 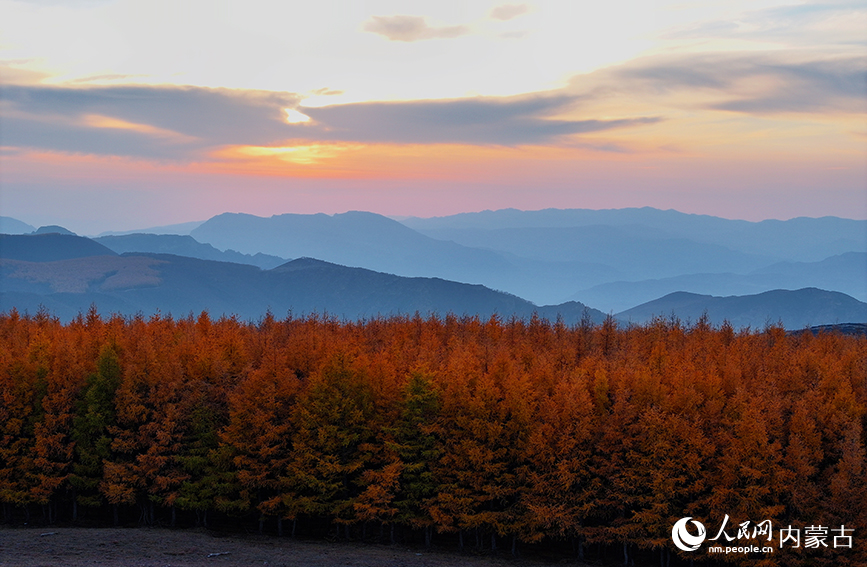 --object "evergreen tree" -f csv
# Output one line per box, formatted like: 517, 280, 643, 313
69, 345, 122, 516
283, 355, 375, 534
387, 372, 441, 538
